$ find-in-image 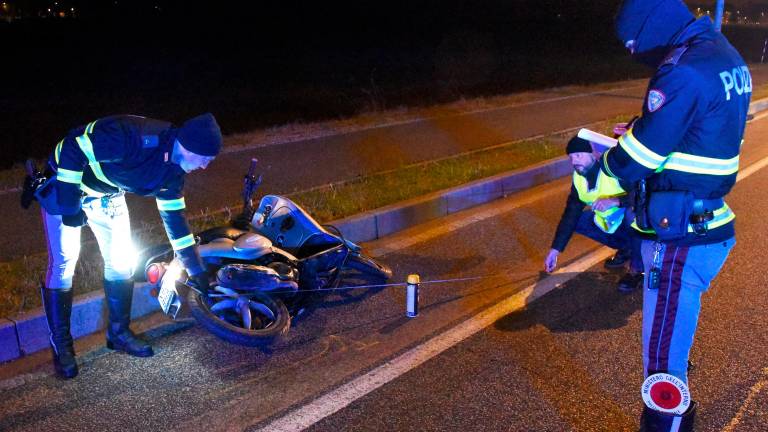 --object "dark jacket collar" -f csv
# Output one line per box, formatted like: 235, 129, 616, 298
672, 16, 714, 46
